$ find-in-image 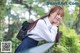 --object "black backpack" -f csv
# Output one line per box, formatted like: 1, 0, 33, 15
16, 21, 31, 41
